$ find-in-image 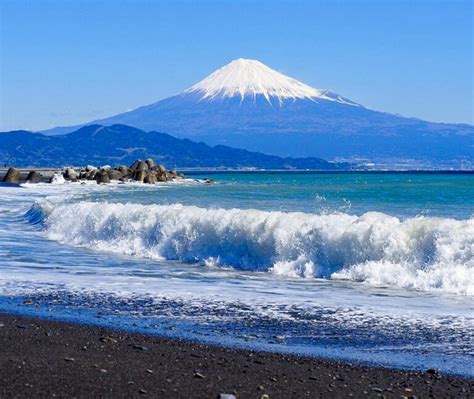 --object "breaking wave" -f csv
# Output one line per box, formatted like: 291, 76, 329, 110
29, 201, 474, 295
